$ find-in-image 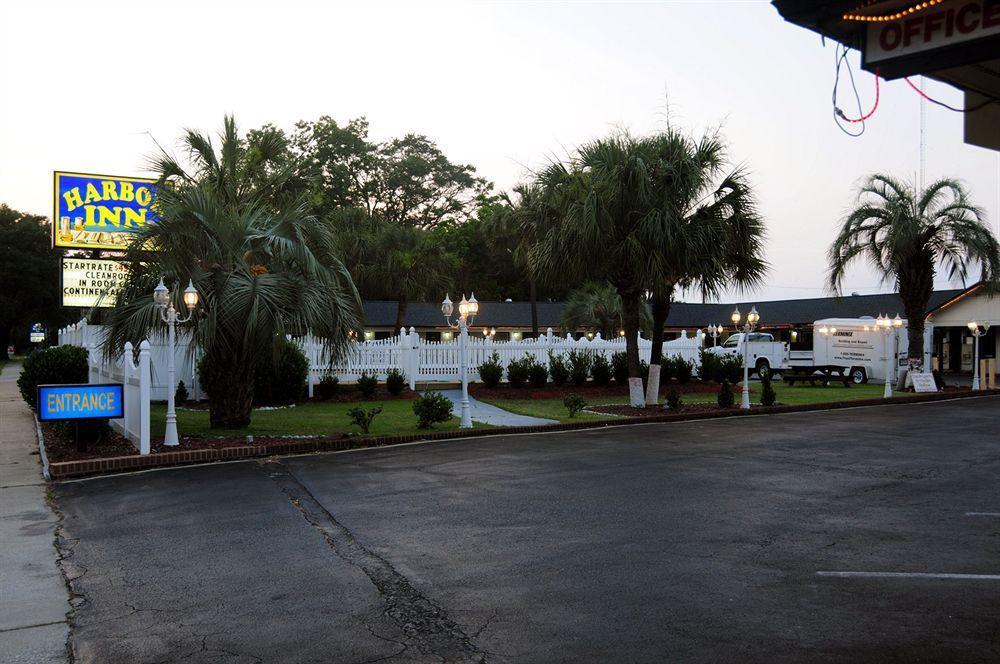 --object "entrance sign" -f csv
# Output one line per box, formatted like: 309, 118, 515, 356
53, 171, 159, 250
909, 372, 938, 393
61, 258, 129, 308
37, 383, 125, 422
